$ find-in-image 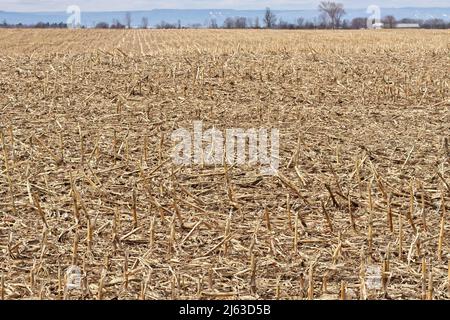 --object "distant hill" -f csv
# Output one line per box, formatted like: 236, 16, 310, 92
0, 8, 449, 27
